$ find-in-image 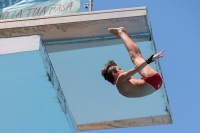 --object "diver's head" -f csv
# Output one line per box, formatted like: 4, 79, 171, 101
101, 60, 123, 85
